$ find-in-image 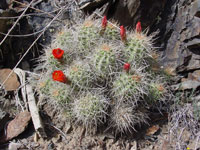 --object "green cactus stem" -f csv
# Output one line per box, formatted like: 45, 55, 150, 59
73, 91, 108, 130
